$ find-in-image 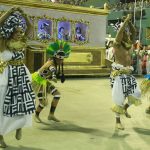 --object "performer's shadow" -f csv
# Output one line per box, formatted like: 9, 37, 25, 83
146, 114, 150, 119
133, 127, 150, 136
105, 127, 150, 150
3, 146, 45, 150
111, 129, 130, 139
38, 120, 111, 137
133, 127, 150, 146
104, 129, 140, 150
